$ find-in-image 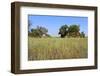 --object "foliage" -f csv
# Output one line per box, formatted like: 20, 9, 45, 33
80, 32, 85, 38
59, 24, 85, 38
68, 25, 80, 37
58, 24, 68, 38
37, 26, 48, 34
68, 25, 80, 33
31, 28, 42, 37
29, 26, 49, 38
28, 22, 86, 38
